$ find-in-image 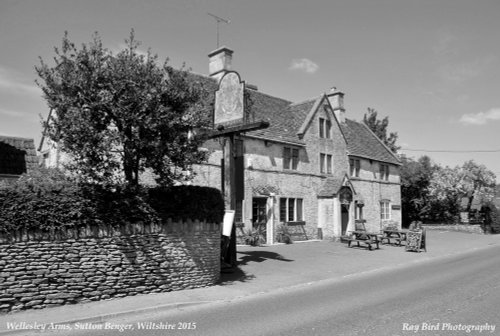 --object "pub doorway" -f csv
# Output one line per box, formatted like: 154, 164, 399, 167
252, 197, 267, 243
339, 186, 353, 236
341, 204, 349, 235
